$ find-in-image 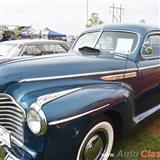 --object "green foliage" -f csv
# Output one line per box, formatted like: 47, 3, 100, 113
139, 19, 146, 24
86, 12, 104, 28
0, 148, 4, 160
